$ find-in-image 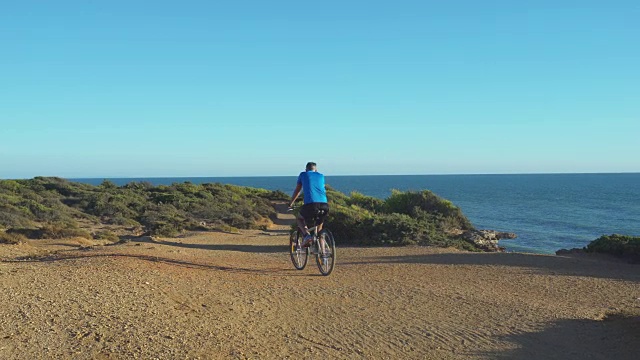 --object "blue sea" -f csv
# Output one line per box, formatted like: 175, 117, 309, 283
73, 174, 640, 254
